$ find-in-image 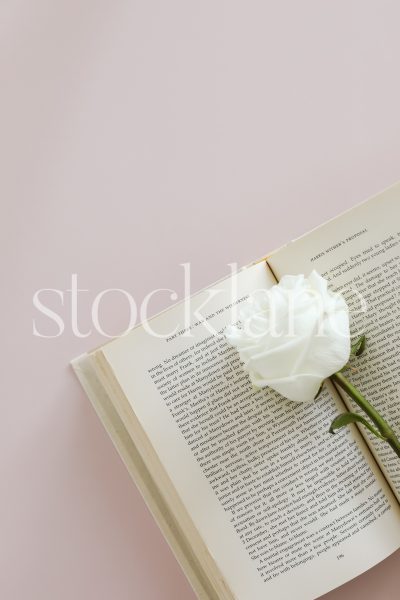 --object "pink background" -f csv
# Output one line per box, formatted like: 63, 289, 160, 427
2, 1, 400, 598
